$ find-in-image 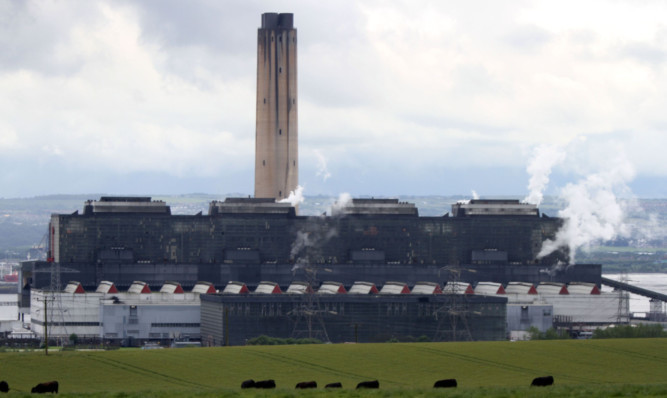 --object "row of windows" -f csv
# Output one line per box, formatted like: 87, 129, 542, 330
151, 323, 200, 328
